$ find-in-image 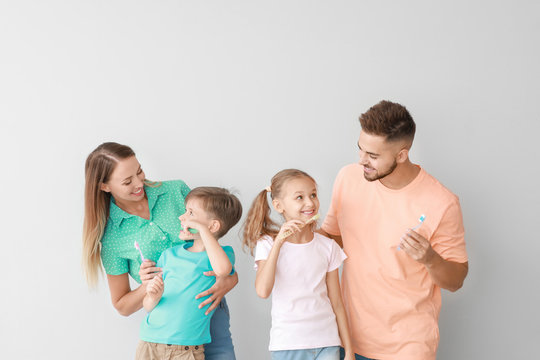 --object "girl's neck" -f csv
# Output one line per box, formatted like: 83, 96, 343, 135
287, 226, 314, 244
